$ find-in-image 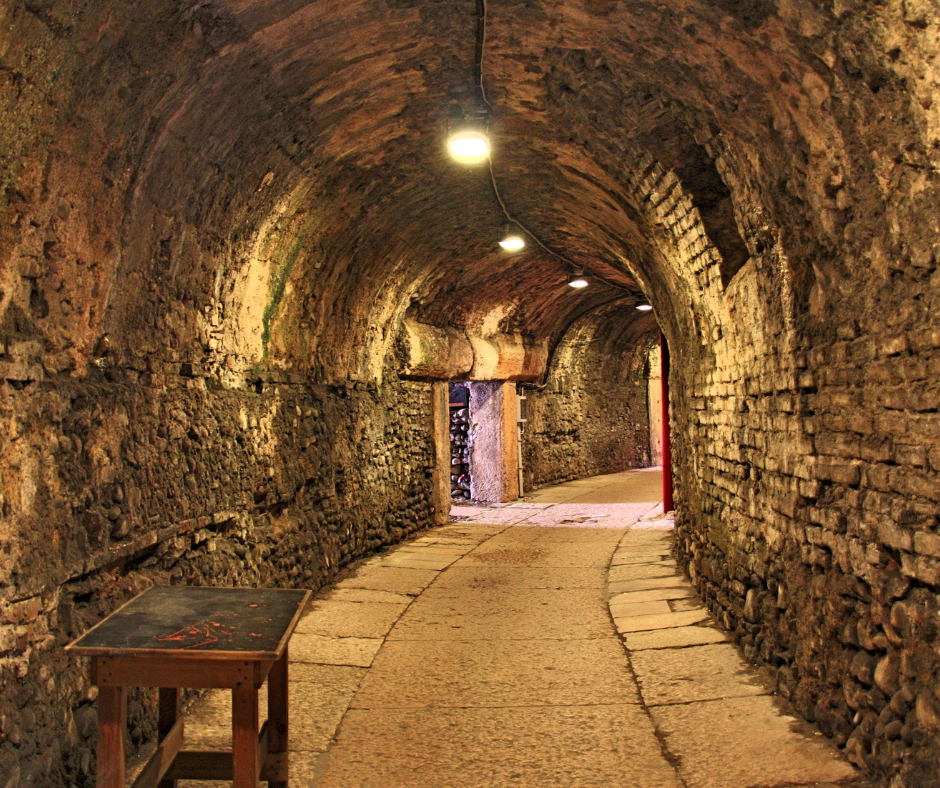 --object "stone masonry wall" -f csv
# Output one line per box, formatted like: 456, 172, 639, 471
653, 137, 940, 788
5, 2, 940, 786
522, 310, 656, 491
673, 310, 940, 788
0, 365, 437, 787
